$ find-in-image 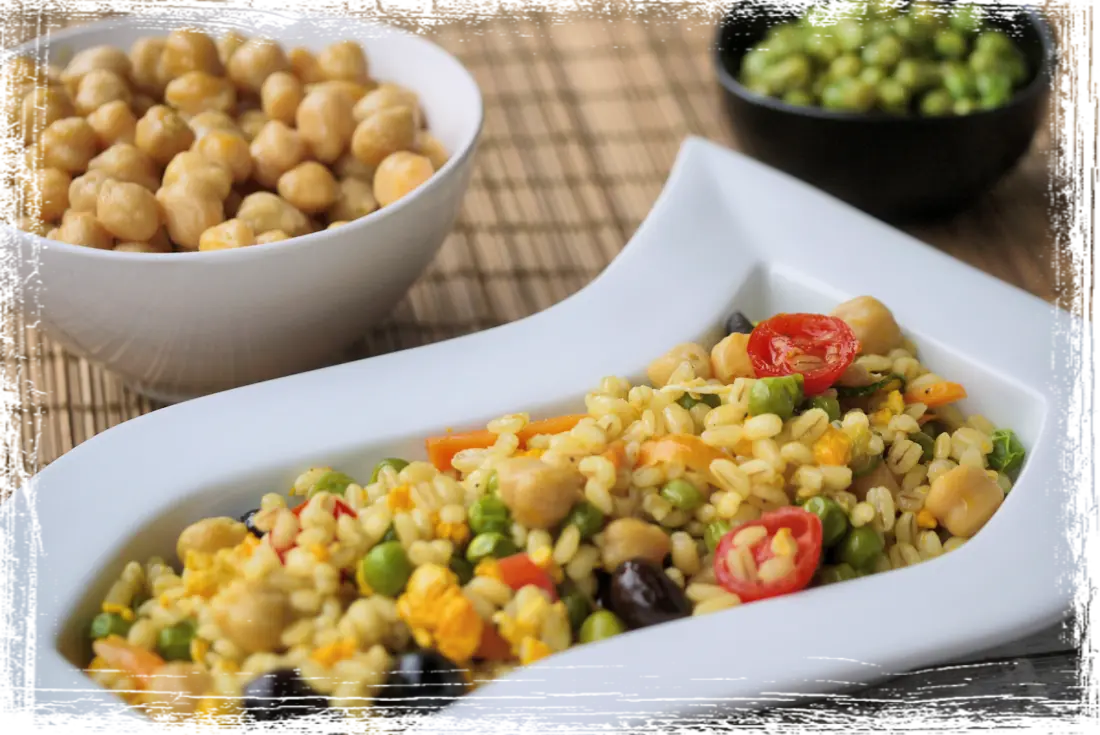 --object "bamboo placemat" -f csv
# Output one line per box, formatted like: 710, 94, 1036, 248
5, 8, 1066, 472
